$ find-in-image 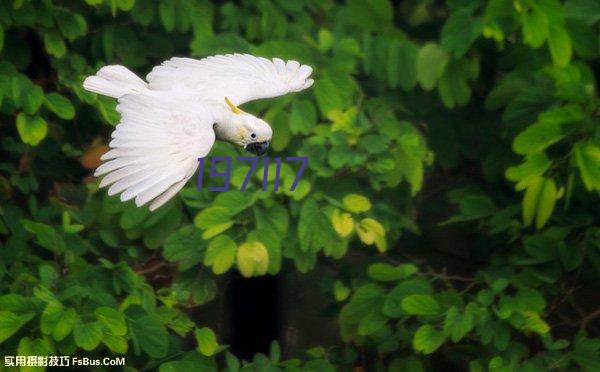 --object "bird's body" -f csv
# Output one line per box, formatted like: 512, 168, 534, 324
83, 54, 313, 211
